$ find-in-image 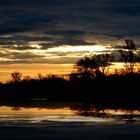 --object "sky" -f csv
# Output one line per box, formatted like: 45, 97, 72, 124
0, 0, 140, 82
